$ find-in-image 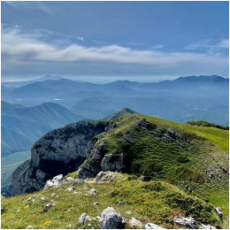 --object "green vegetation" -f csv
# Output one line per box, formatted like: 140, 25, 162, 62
187, 120, 229, 130
85, 114, 229, 227
1, 151, 30, 195
1, 174, 221, 229
1, 113, 229, 228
